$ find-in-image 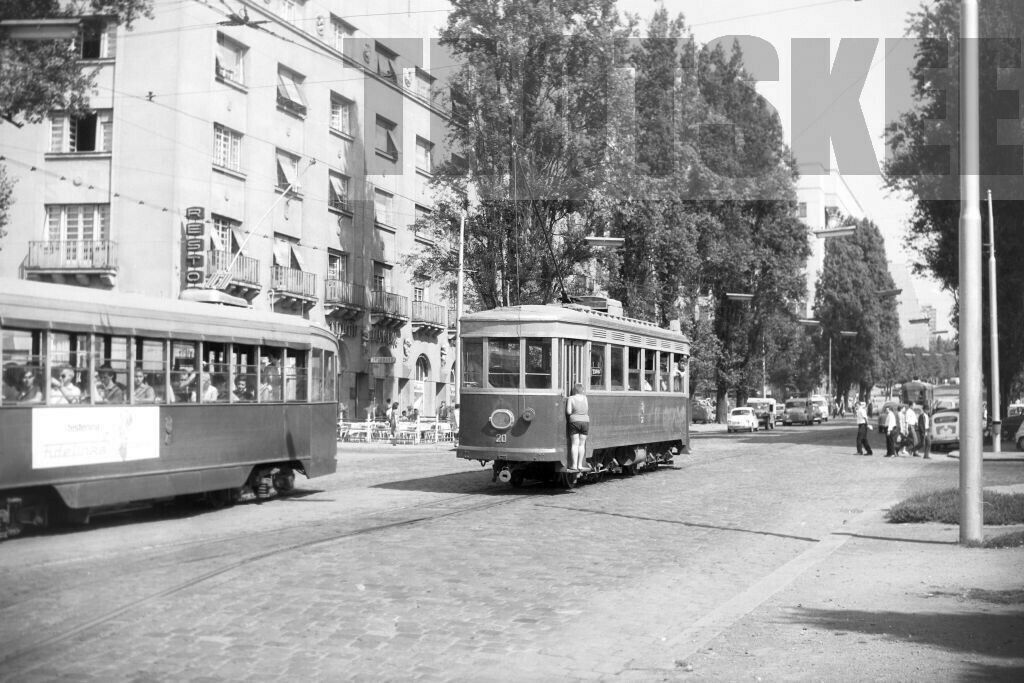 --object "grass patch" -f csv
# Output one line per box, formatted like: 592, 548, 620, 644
984, 530, 1024, 548
887, 488, 1024, 525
